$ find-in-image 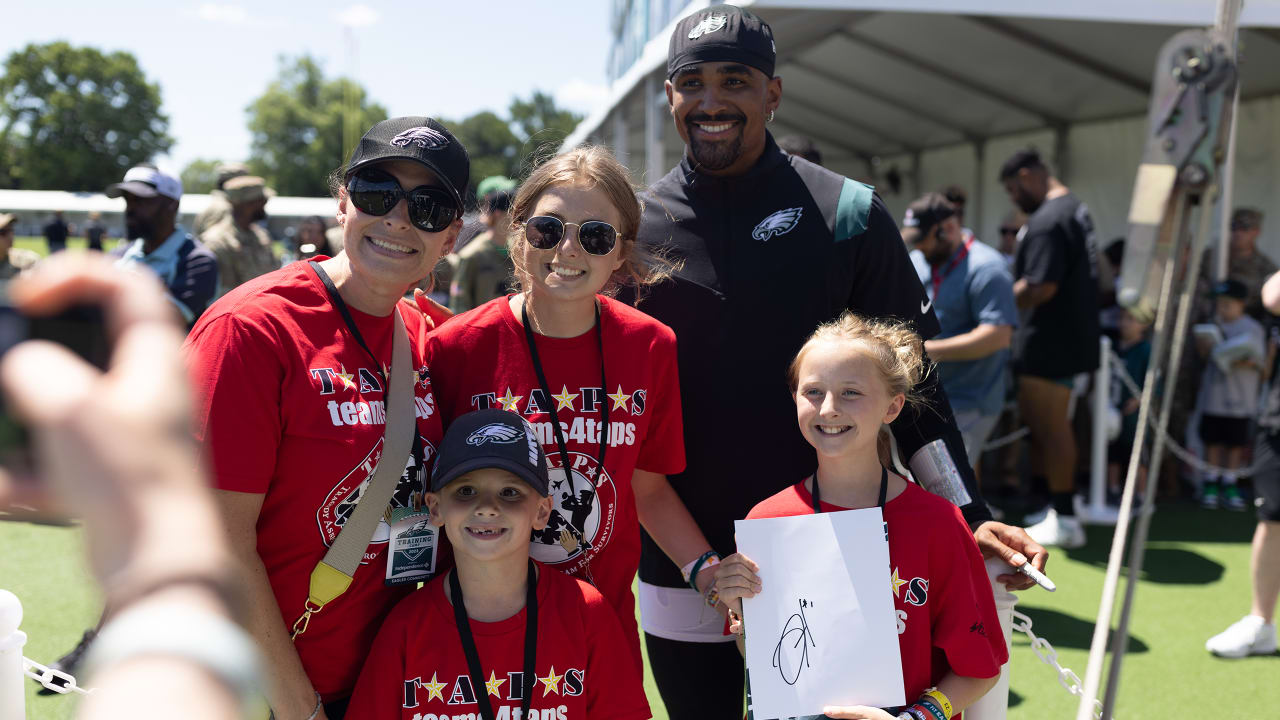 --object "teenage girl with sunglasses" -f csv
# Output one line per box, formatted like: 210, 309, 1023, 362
189, 117, 466, 720
715, 313, 1007, 720
426, 146, 721, 674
